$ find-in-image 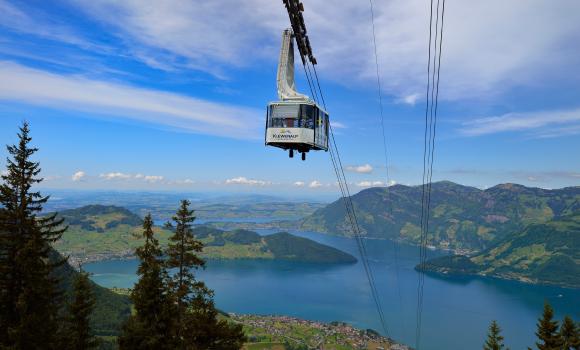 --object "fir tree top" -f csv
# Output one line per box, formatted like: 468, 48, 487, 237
535, 302, 564, 350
